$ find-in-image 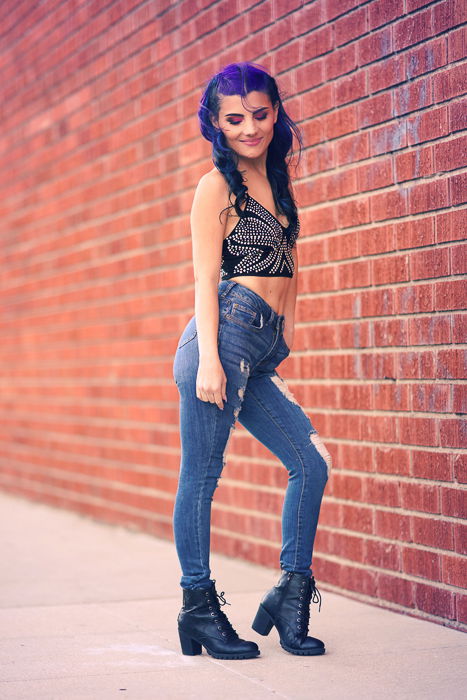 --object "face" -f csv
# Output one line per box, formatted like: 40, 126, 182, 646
212, 91, 279, 160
